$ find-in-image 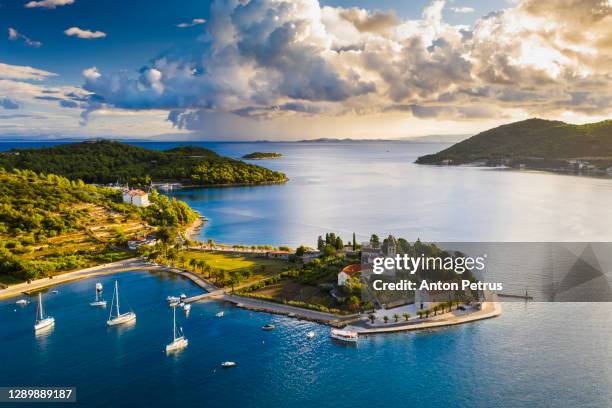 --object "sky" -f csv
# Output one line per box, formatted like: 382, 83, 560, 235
0, 0, 611, 140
